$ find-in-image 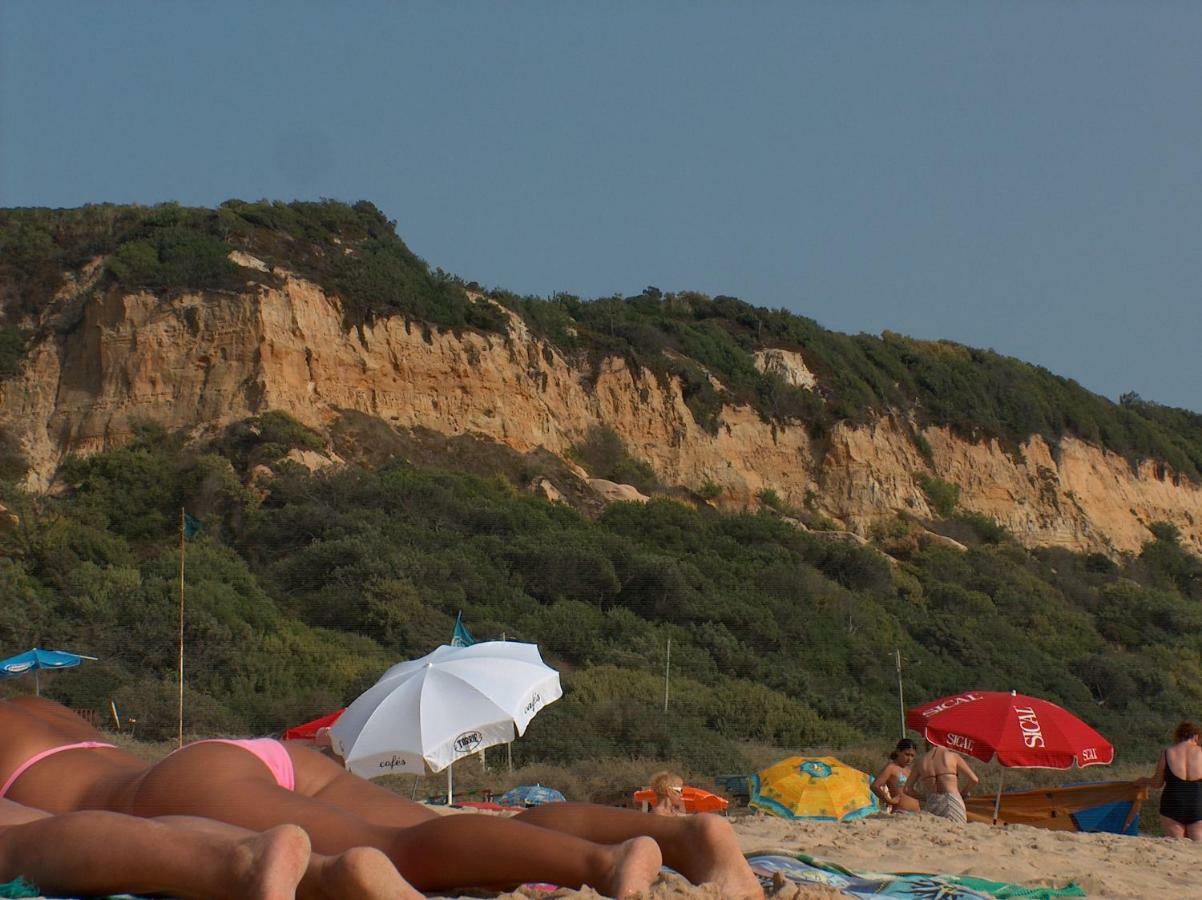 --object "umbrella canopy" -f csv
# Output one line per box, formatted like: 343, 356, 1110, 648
0, 648, 97, 694
283, 708, 345, 741
497, 784, 566, 807
750, 756, 879, 822
0, 648, 93, 678
906, 690, 1114, 769
330, 641, 562, 779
